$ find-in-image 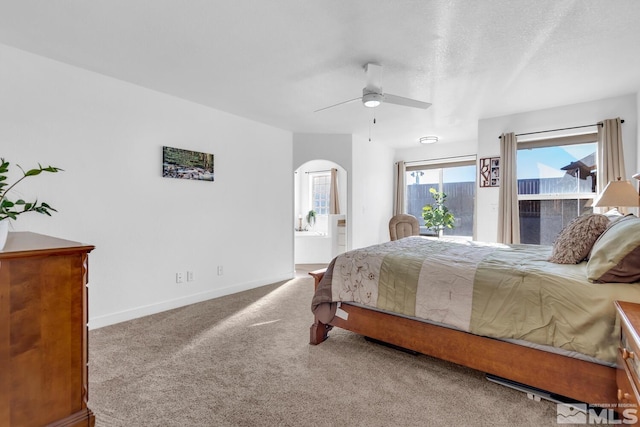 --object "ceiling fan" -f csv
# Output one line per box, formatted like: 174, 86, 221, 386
314, 63, 432, 113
